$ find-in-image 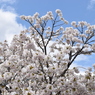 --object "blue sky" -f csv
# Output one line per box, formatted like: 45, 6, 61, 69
16, 0, 95, 25
0, 0, 95, 70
